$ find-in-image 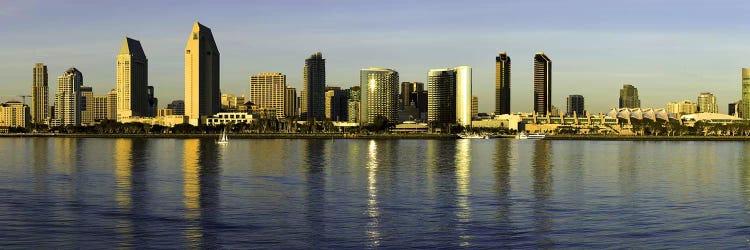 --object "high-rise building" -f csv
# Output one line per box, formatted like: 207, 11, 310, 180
325, 86, 350, 121
285, 85, 297, 117
495, 52, 511, 115
167, 100, 185, 115
80, 85, 94, 125
533, 52, 552, 115
471, 95, 478, 119
455, 66, 472, 126
360, 68, 398, 124
185, 21, 220, 126
0, 101, 30, 128
92, 94, 108, 122
619, 84, 641, 108
428, 69, 456, 125
107, 89, 117, 120
348, 86, 361, 123
427, 66, 472, 126
147, 86, 157, 117
54, 68, 83, 126
667, 100, 697, 116
302, 52, 325, 119
729, 100, 742, 117
249, 72, 286, 117
566, 94, 585, 116
743, 68, 750, 119
400, 82, 424, 110
116, 37, 149, 121
697, 92, 718, 113
31, 63, 48, 125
